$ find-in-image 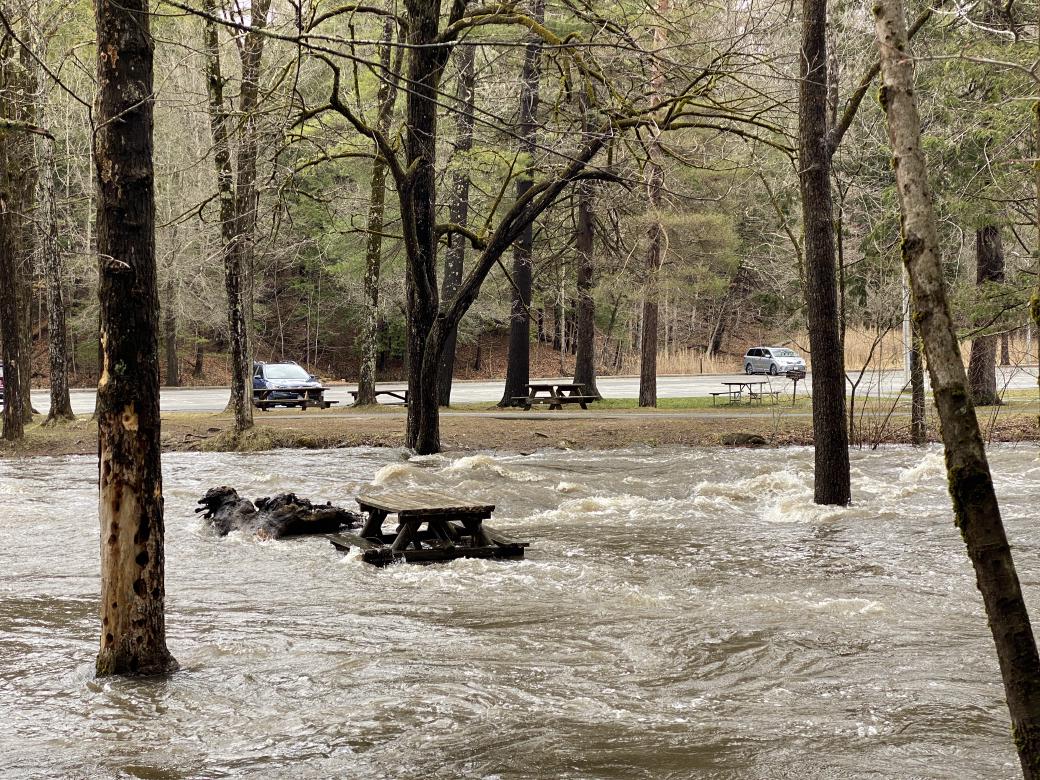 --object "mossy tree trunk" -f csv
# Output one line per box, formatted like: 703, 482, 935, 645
874, 3, 1040, 774
94, 0, 177, 677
